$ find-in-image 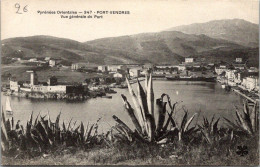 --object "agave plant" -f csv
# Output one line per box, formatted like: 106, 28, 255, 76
223, 100, 259, 135
1, 108, 103, 154
112, 74, 197, 143
198, 115, 220, 144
